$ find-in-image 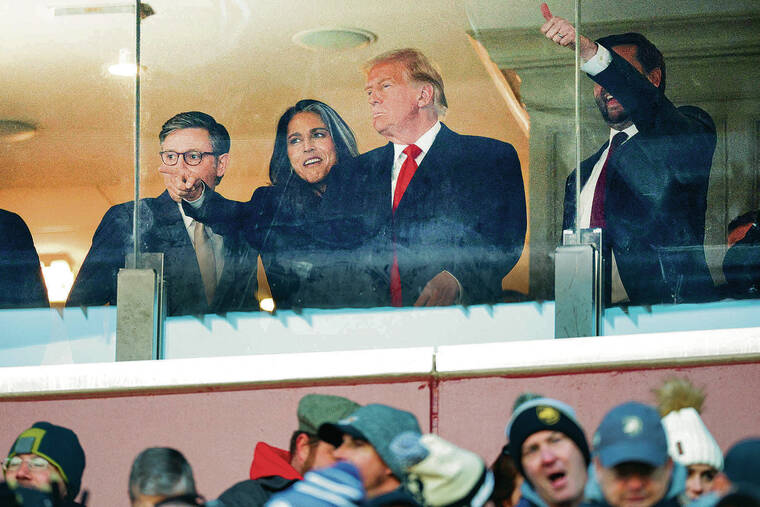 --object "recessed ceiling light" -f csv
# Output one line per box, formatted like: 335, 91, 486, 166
108, 62, 145, 77
292, 27, 377, 50
0, 120, 37, 143
108, 48, 146, 77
